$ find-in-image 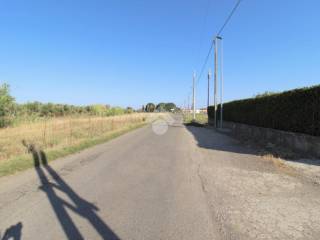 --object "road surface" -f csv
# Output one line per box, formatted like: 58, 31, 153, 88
0, 114, 320, 239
